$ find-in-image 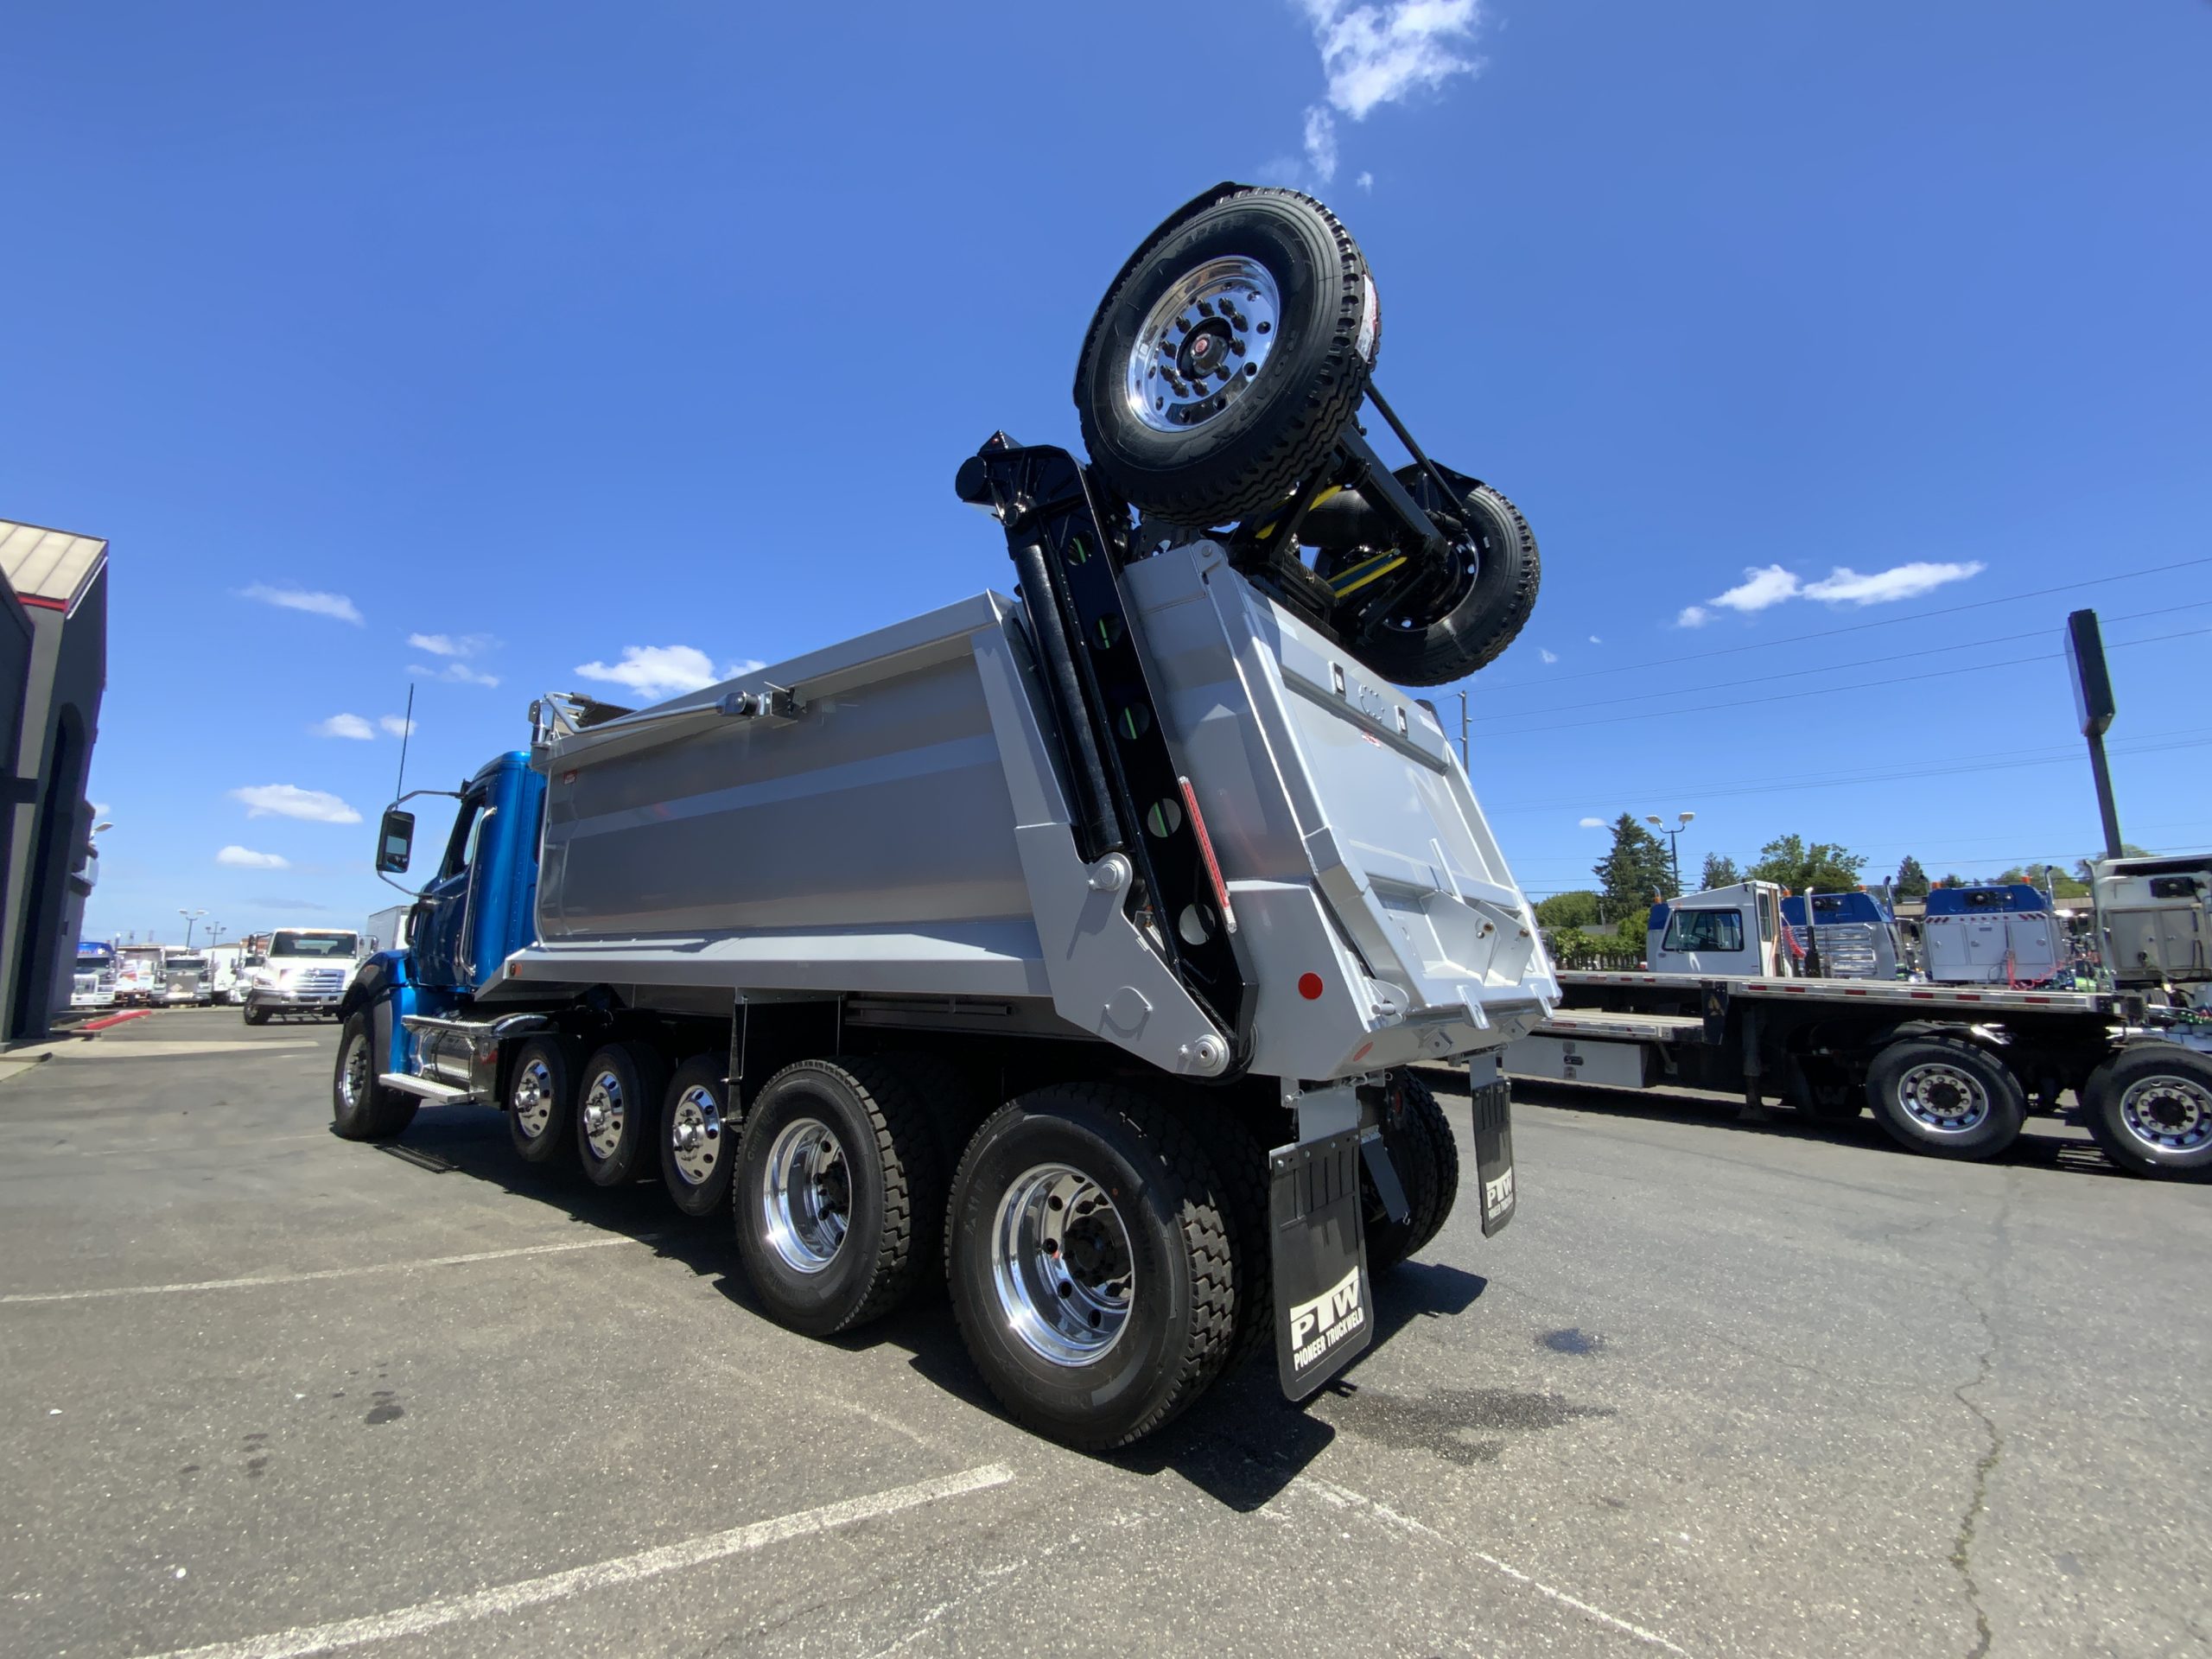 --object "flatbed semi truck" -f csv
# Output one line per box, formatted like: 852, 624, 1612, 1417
328, 186, 1558, 1449
1508, 965, 2212, 1179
